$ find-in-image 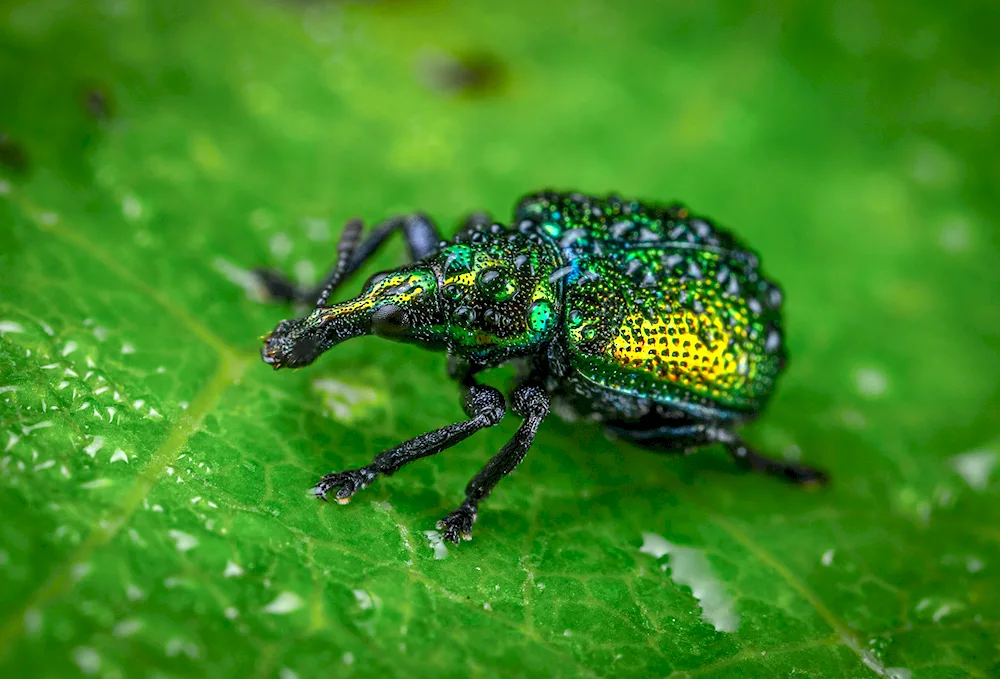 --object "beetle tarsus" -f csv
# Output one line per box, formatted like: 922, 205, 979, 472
437, 502, 477, 544
312, 468, 375, 503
